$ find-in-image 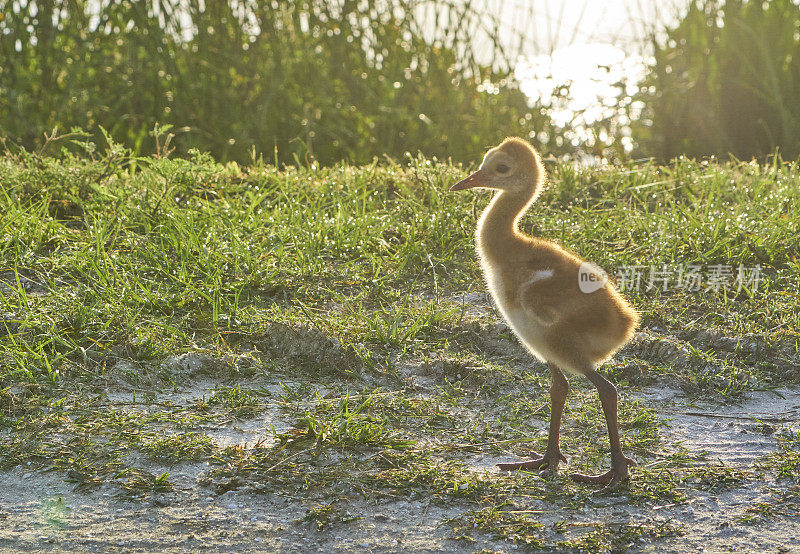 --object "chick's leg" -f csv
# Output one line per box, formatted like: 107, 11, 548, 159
571, 368, 635, 489
498, 363, 568, 472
